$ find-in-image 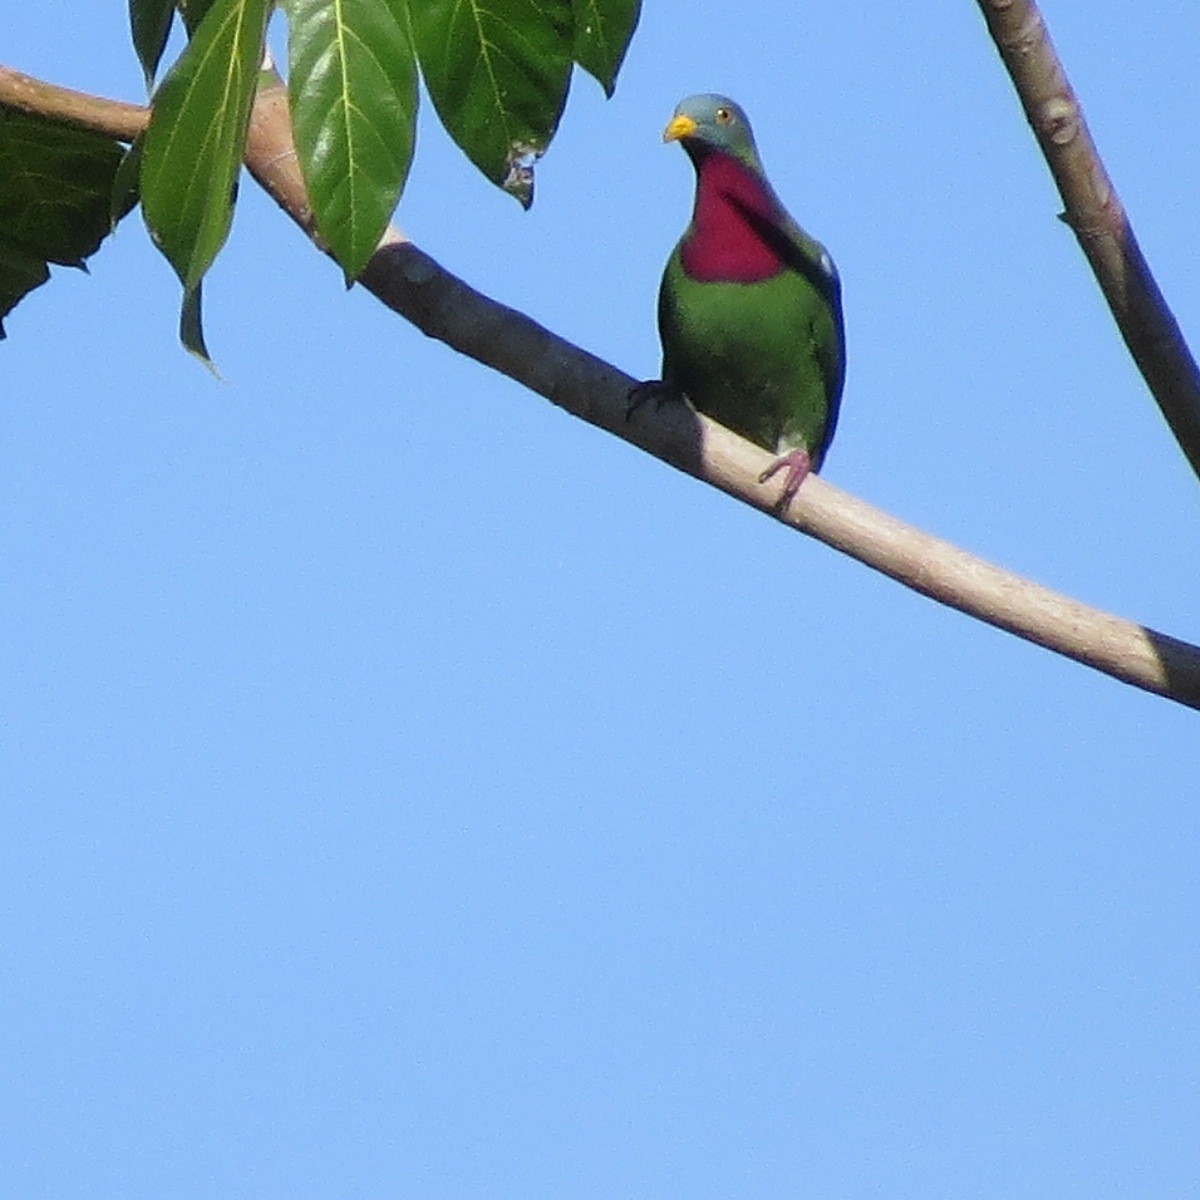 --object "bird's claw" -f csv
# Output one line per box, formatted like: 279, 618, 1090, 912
758, 448, 813, 509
